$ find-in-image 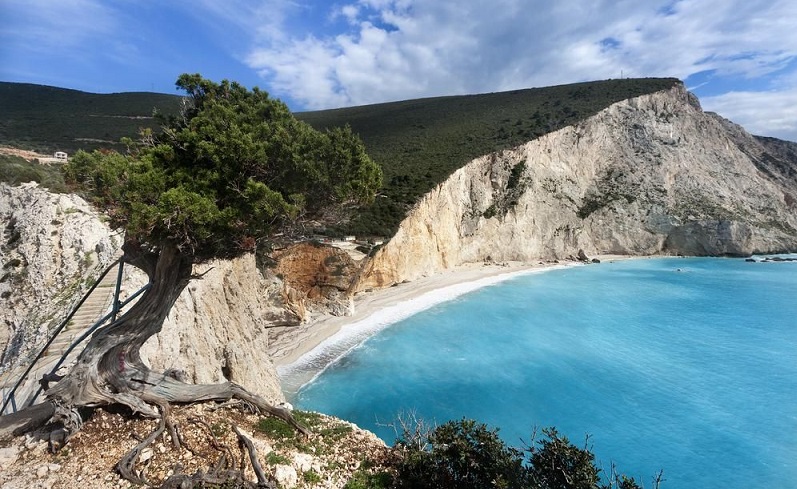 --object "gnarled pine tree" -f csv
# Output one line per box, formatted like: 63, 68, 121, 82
0, 74, 381, 483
